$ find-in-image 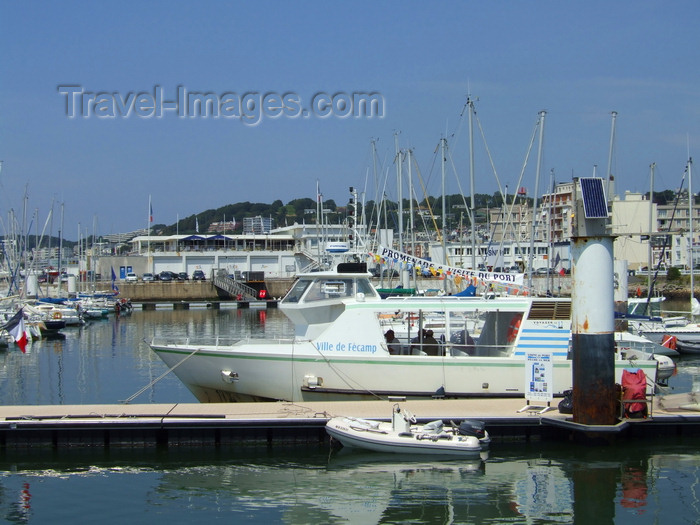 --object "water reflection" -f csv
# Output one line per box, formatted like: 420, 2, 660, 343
0, 308, 699, 522
0, 442, 698, 523
0, 308, 294, 406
